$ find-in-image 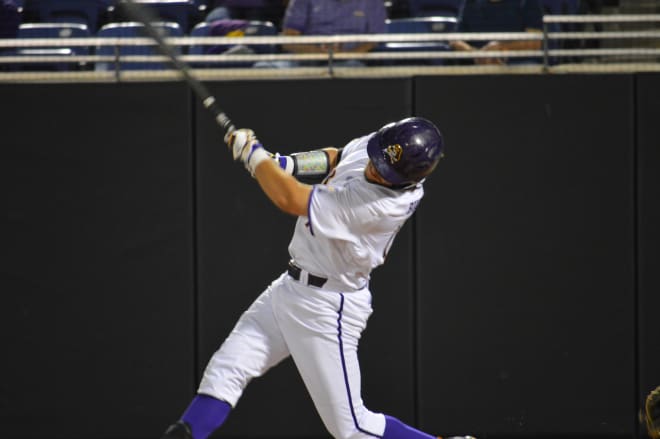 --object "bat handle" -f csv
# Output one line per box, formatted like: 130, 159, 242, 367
202, 96, 236, 141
